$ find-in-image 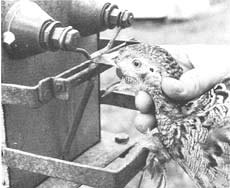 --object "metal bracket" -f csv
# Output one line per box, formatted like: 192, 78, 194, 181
2, 55, 111, 108
2, 133, 148, 188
